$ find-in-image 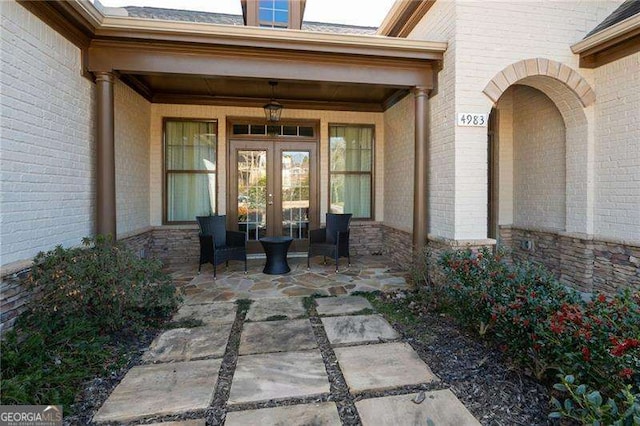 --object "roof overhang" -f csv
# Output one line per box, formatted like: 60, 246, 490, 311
17, 0, 446, 111
378, 0, 437, 37
571, 12, 640, 68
